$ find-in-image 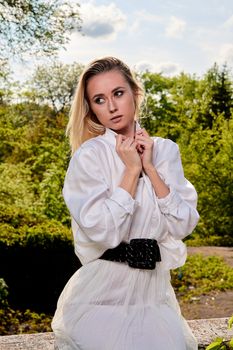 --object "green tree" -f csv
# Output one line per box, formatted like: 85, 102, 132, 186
0, 102, 70, 224
0, 0, 81, 61
180, 113, 233, 239
139, 72, 175, 136
0, 60, 13, 104
23, 61, 84, 113
139, 71, 202, 143
196, 63, 233, 128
